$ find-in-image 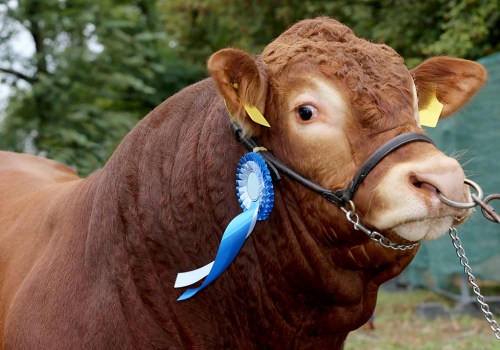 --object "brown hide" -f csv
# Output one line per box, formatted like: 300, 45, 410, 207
0, 18, 486, 349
